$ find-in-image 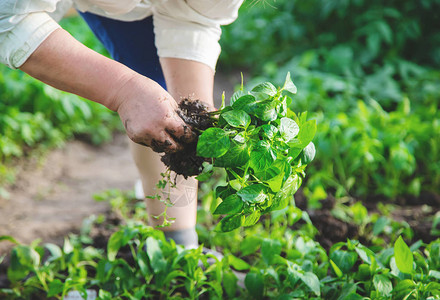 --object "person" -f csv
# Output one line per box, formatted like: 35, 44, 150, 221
0, 0, 243, 250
